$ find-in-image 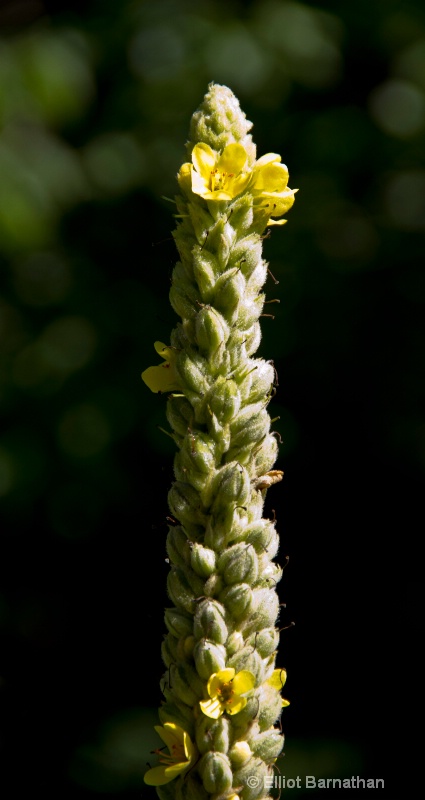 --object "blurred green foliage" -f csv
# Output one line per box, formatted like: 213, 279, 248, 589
1, 0, 424, 796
